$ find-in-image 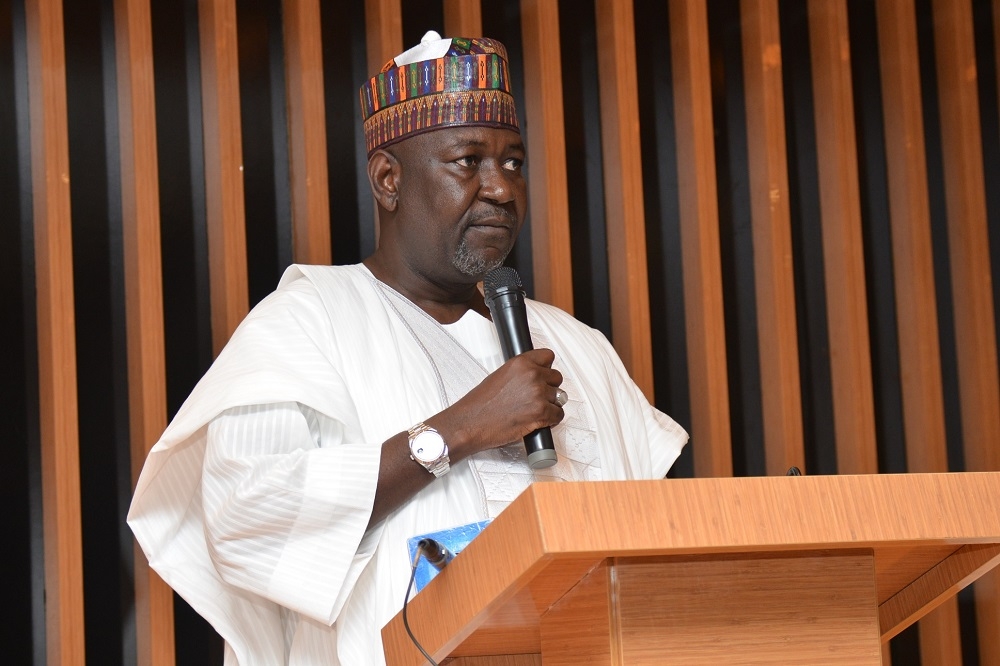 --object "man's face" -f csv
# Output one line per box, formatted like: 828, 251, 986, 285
388, 125, 527, 282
